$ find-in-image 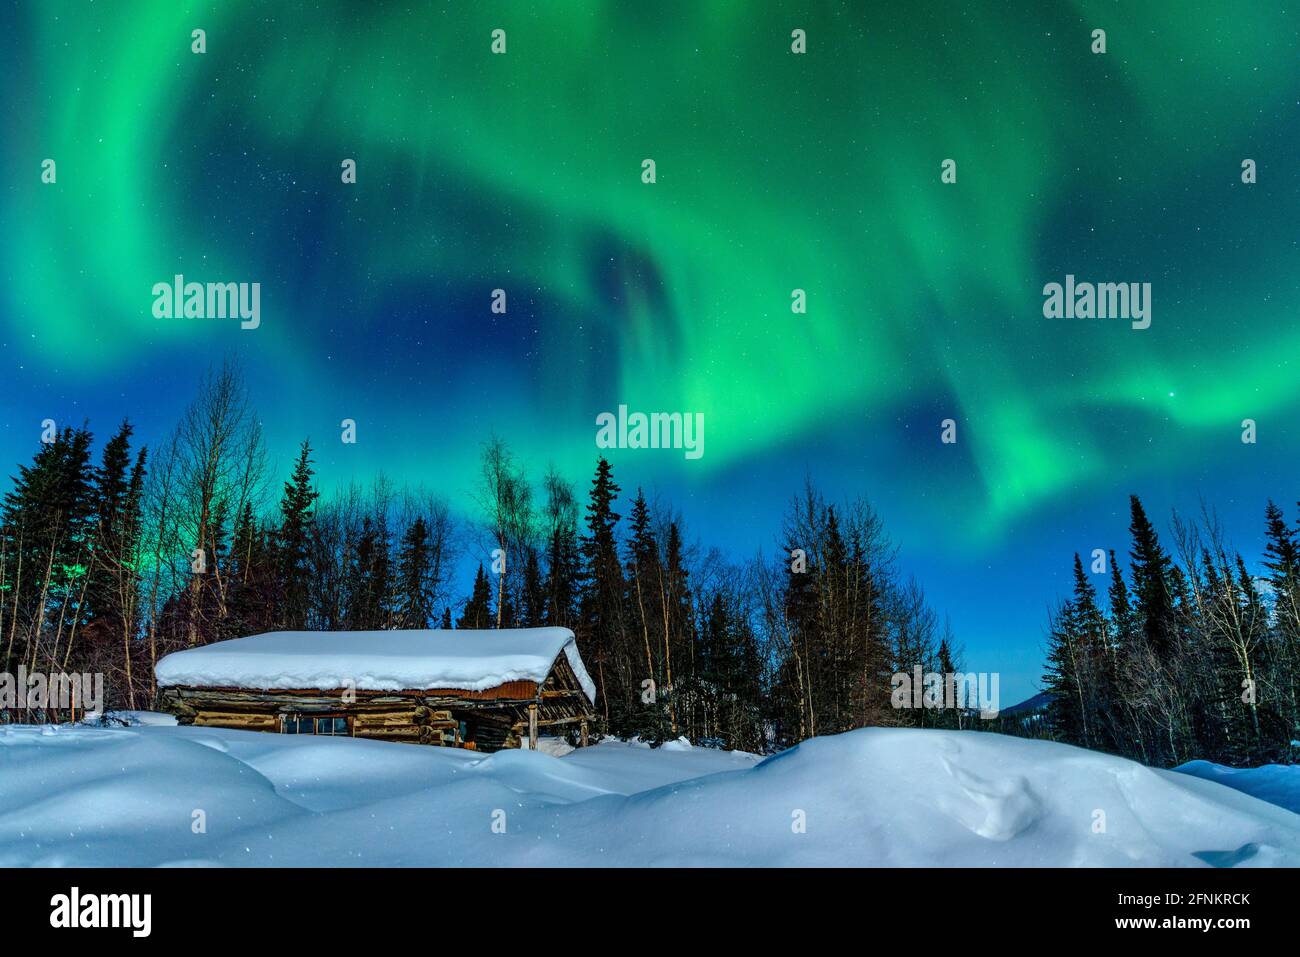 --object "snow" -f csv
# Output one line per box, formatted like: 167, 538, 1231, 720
78, 710, 179, 727
2, 722, 1297, 867
154, 627, 596, 704
1174, 760, 1300, 816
